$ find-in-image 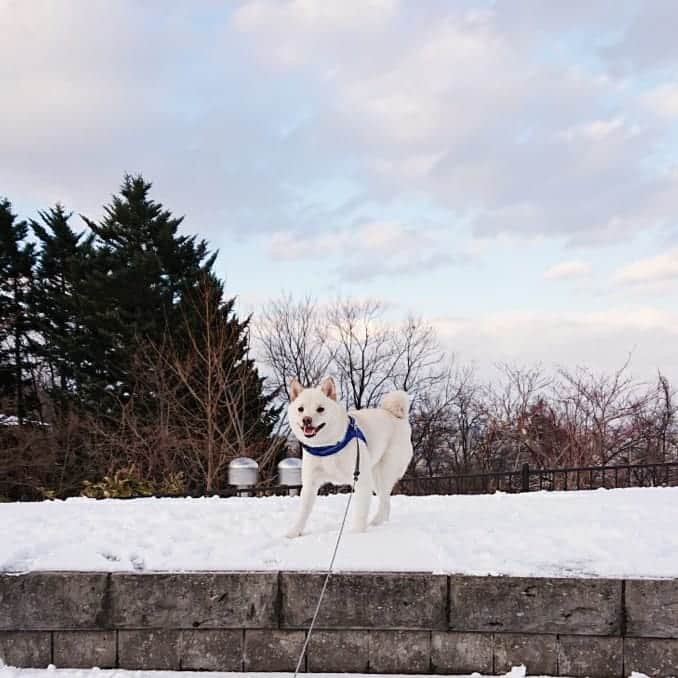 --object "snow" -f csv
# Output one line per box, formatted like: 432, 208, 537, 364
0, 415, 47, 427
0, 668, 653, 678
1, 487, 677, 578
